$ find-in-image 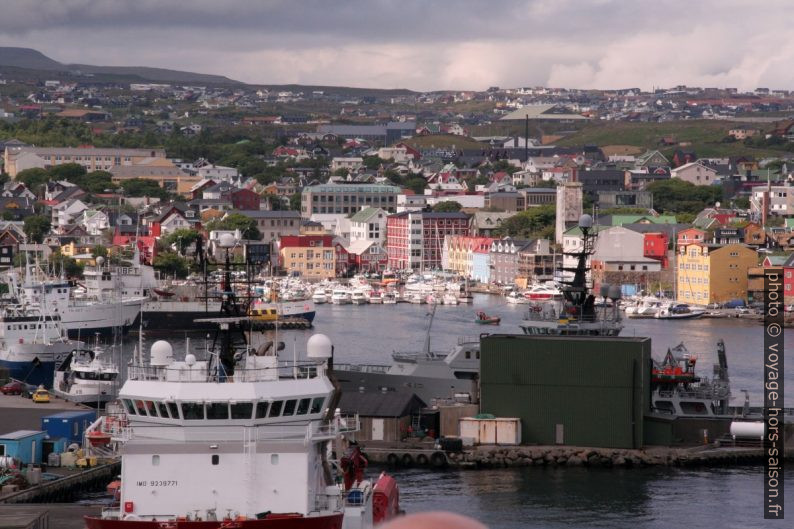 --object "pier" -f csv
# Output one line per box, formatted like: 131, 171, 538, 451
0, 462, 120, 504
